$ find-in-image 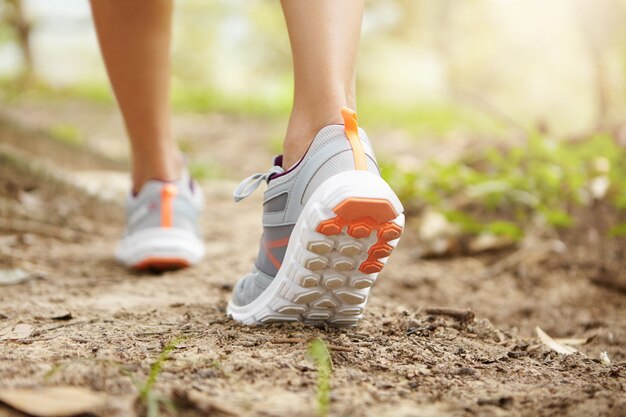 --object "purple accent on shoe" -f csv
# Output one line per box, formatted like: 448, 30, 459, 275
269, 149, 306, 182
267, 155, 285, 182
269, 124, 347, 183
